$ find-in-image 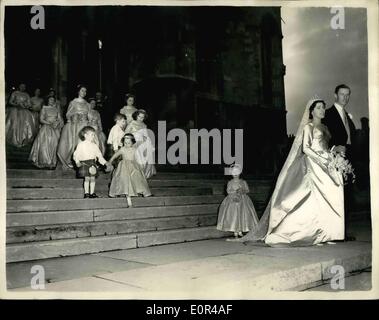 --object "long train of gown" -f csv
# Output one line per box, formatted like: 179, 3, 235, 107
57, 99, 90, 169
29, 106, 63, 168
264, 123, 344, 246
